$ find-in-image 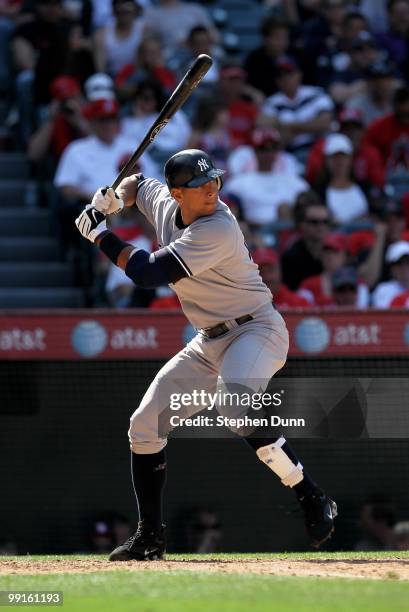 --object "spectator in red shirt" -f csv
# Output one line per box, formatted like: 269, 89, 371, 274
252, 247, 309, 308
331, 266, 368, 308
216, 66, 260, 146
28, 75, 89, 165
363, 85, 409, 170
115, 34, 177, 102
306, 108, 385, 189
298, 233, 371, 307
298, 233, 348, 305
